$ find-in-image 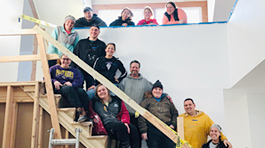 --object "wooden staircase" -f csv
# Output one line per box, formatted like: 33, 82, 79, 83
20, 82, 108, 148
